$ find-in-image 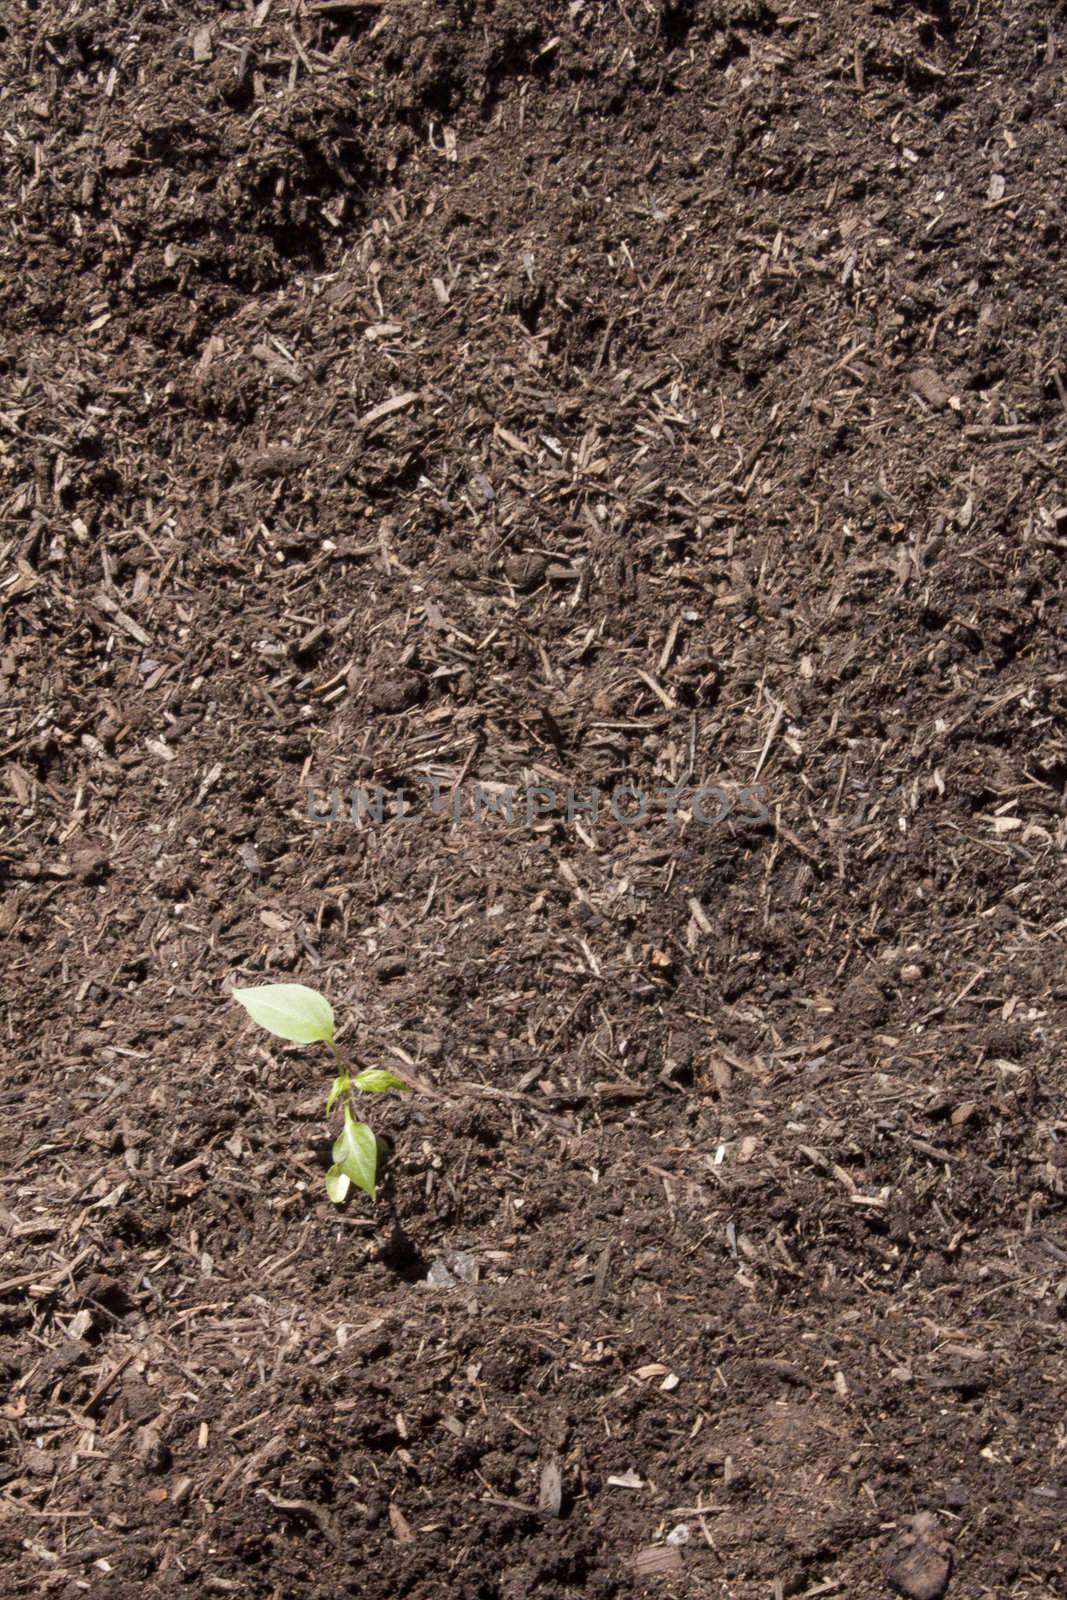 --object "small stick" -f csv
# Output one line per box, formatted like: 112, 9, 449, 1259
753, 698, 785, 781
82, 1350, 137, 1414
